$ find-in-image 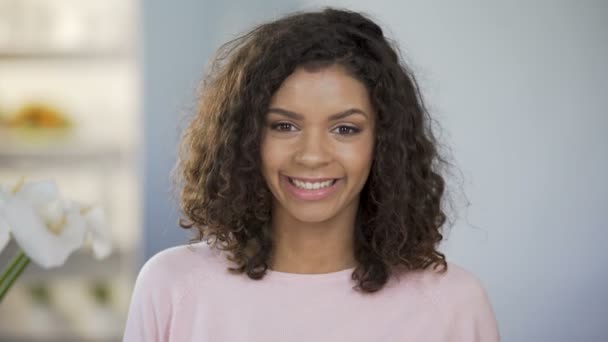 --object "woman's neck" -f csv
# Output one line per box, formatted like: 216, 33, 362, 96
268, 205, 358, 274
